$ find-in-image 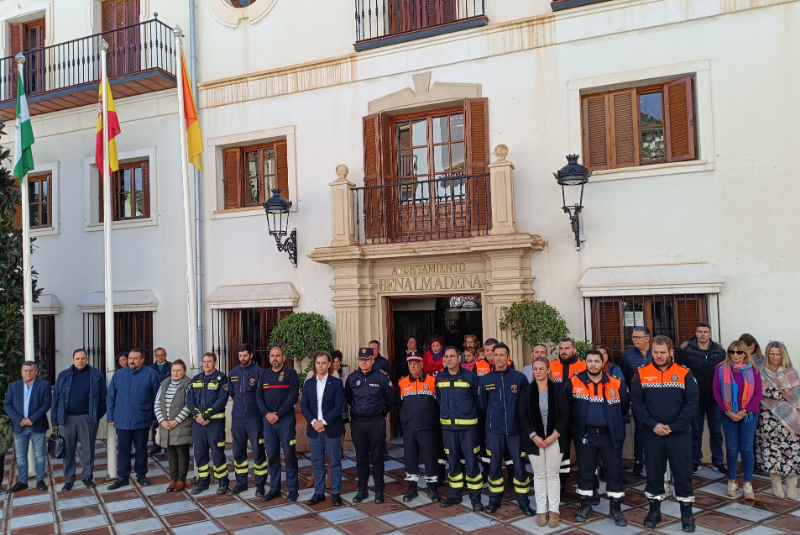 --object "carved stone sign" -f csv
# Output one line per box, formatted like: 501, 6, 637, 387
377, 262, 484, 294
